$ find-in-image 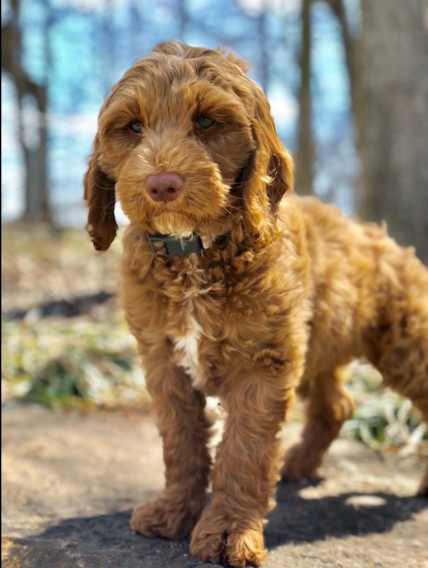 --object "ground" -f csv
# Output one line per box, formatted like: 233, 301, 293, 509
2, 404, 428, 568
